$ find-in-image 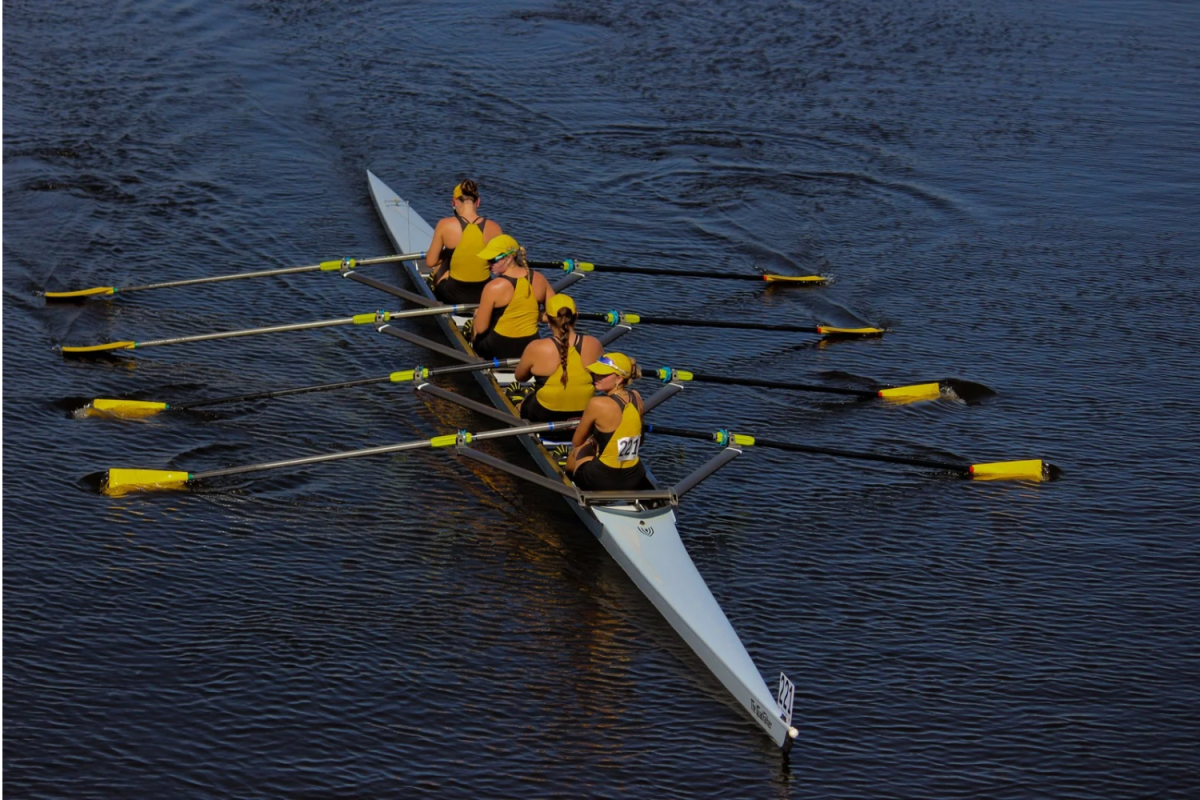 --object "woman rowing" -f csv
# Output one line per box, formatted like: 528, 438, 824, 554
426, 179, 505, 304
514, 293, 604, 422
471, 235, 554, 359
566, 352, 650, 491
